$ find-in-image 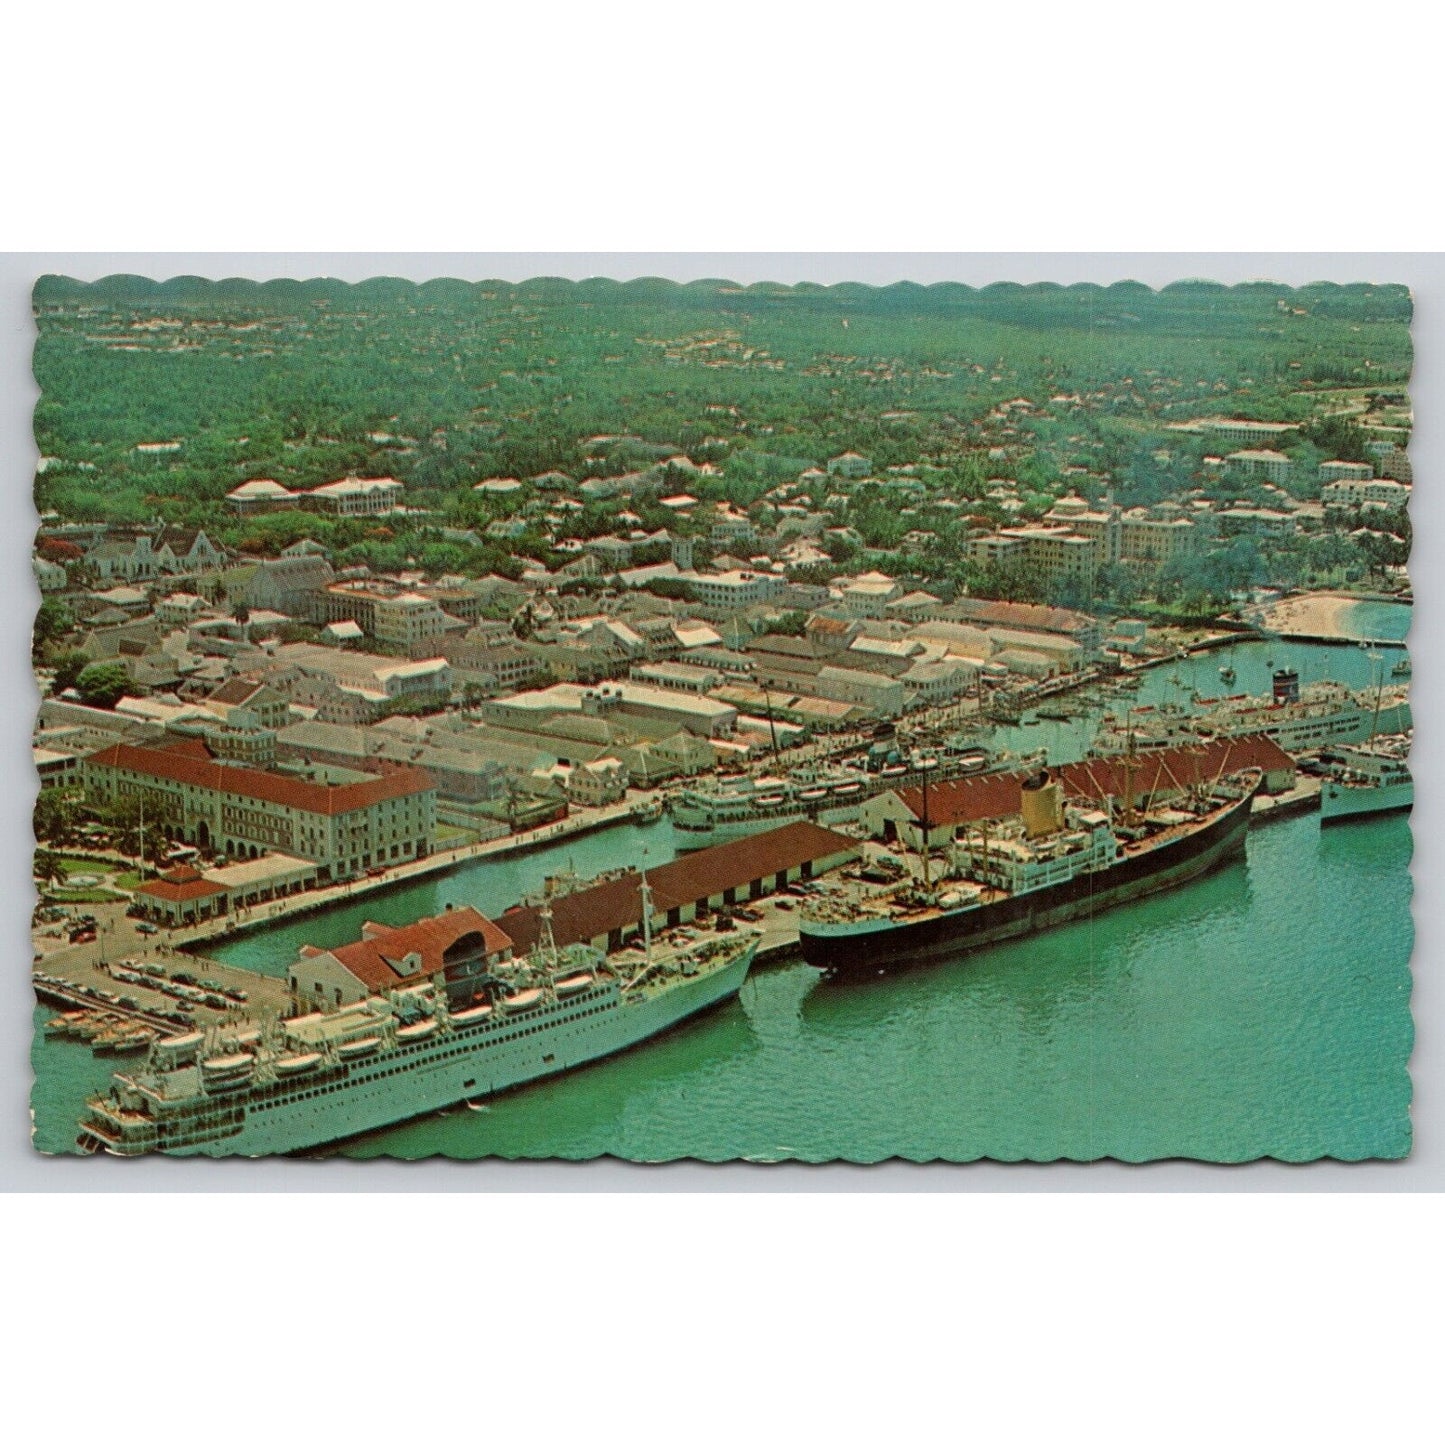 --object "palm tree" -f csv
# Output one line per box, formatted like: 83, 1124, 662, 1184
32, 850, 67, 891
